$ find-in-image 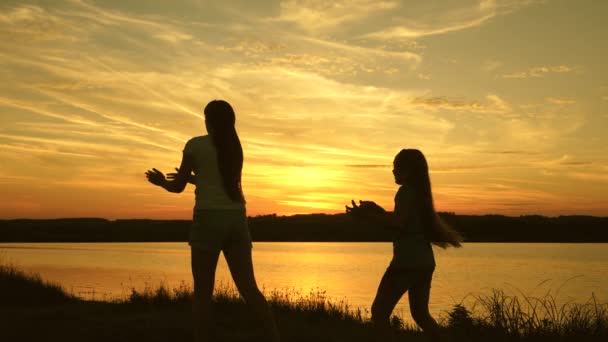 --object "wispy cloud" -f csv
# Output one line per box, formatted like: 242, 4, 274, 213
434, 182, 565, 215
568, 172, 608, 182
0, 5, 74, 41
482, 59, 503, 71
411, 94, 511, 114
417, 73, 432, 80
345, 164, 389, 169
0, 132, 141, 155
217, 39, 287, 56
0, 0, 606, 218
545, 97, 576, 105
360, 0, 544, 41
0, 143, 99, 159
153, 32, 193, 44
479, 150, 541, 155
502, 65, 574, 79
296, 35, 422, 69
61, 0, 197, 45
273, 0, 398, 31
363, 13, 495, 40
